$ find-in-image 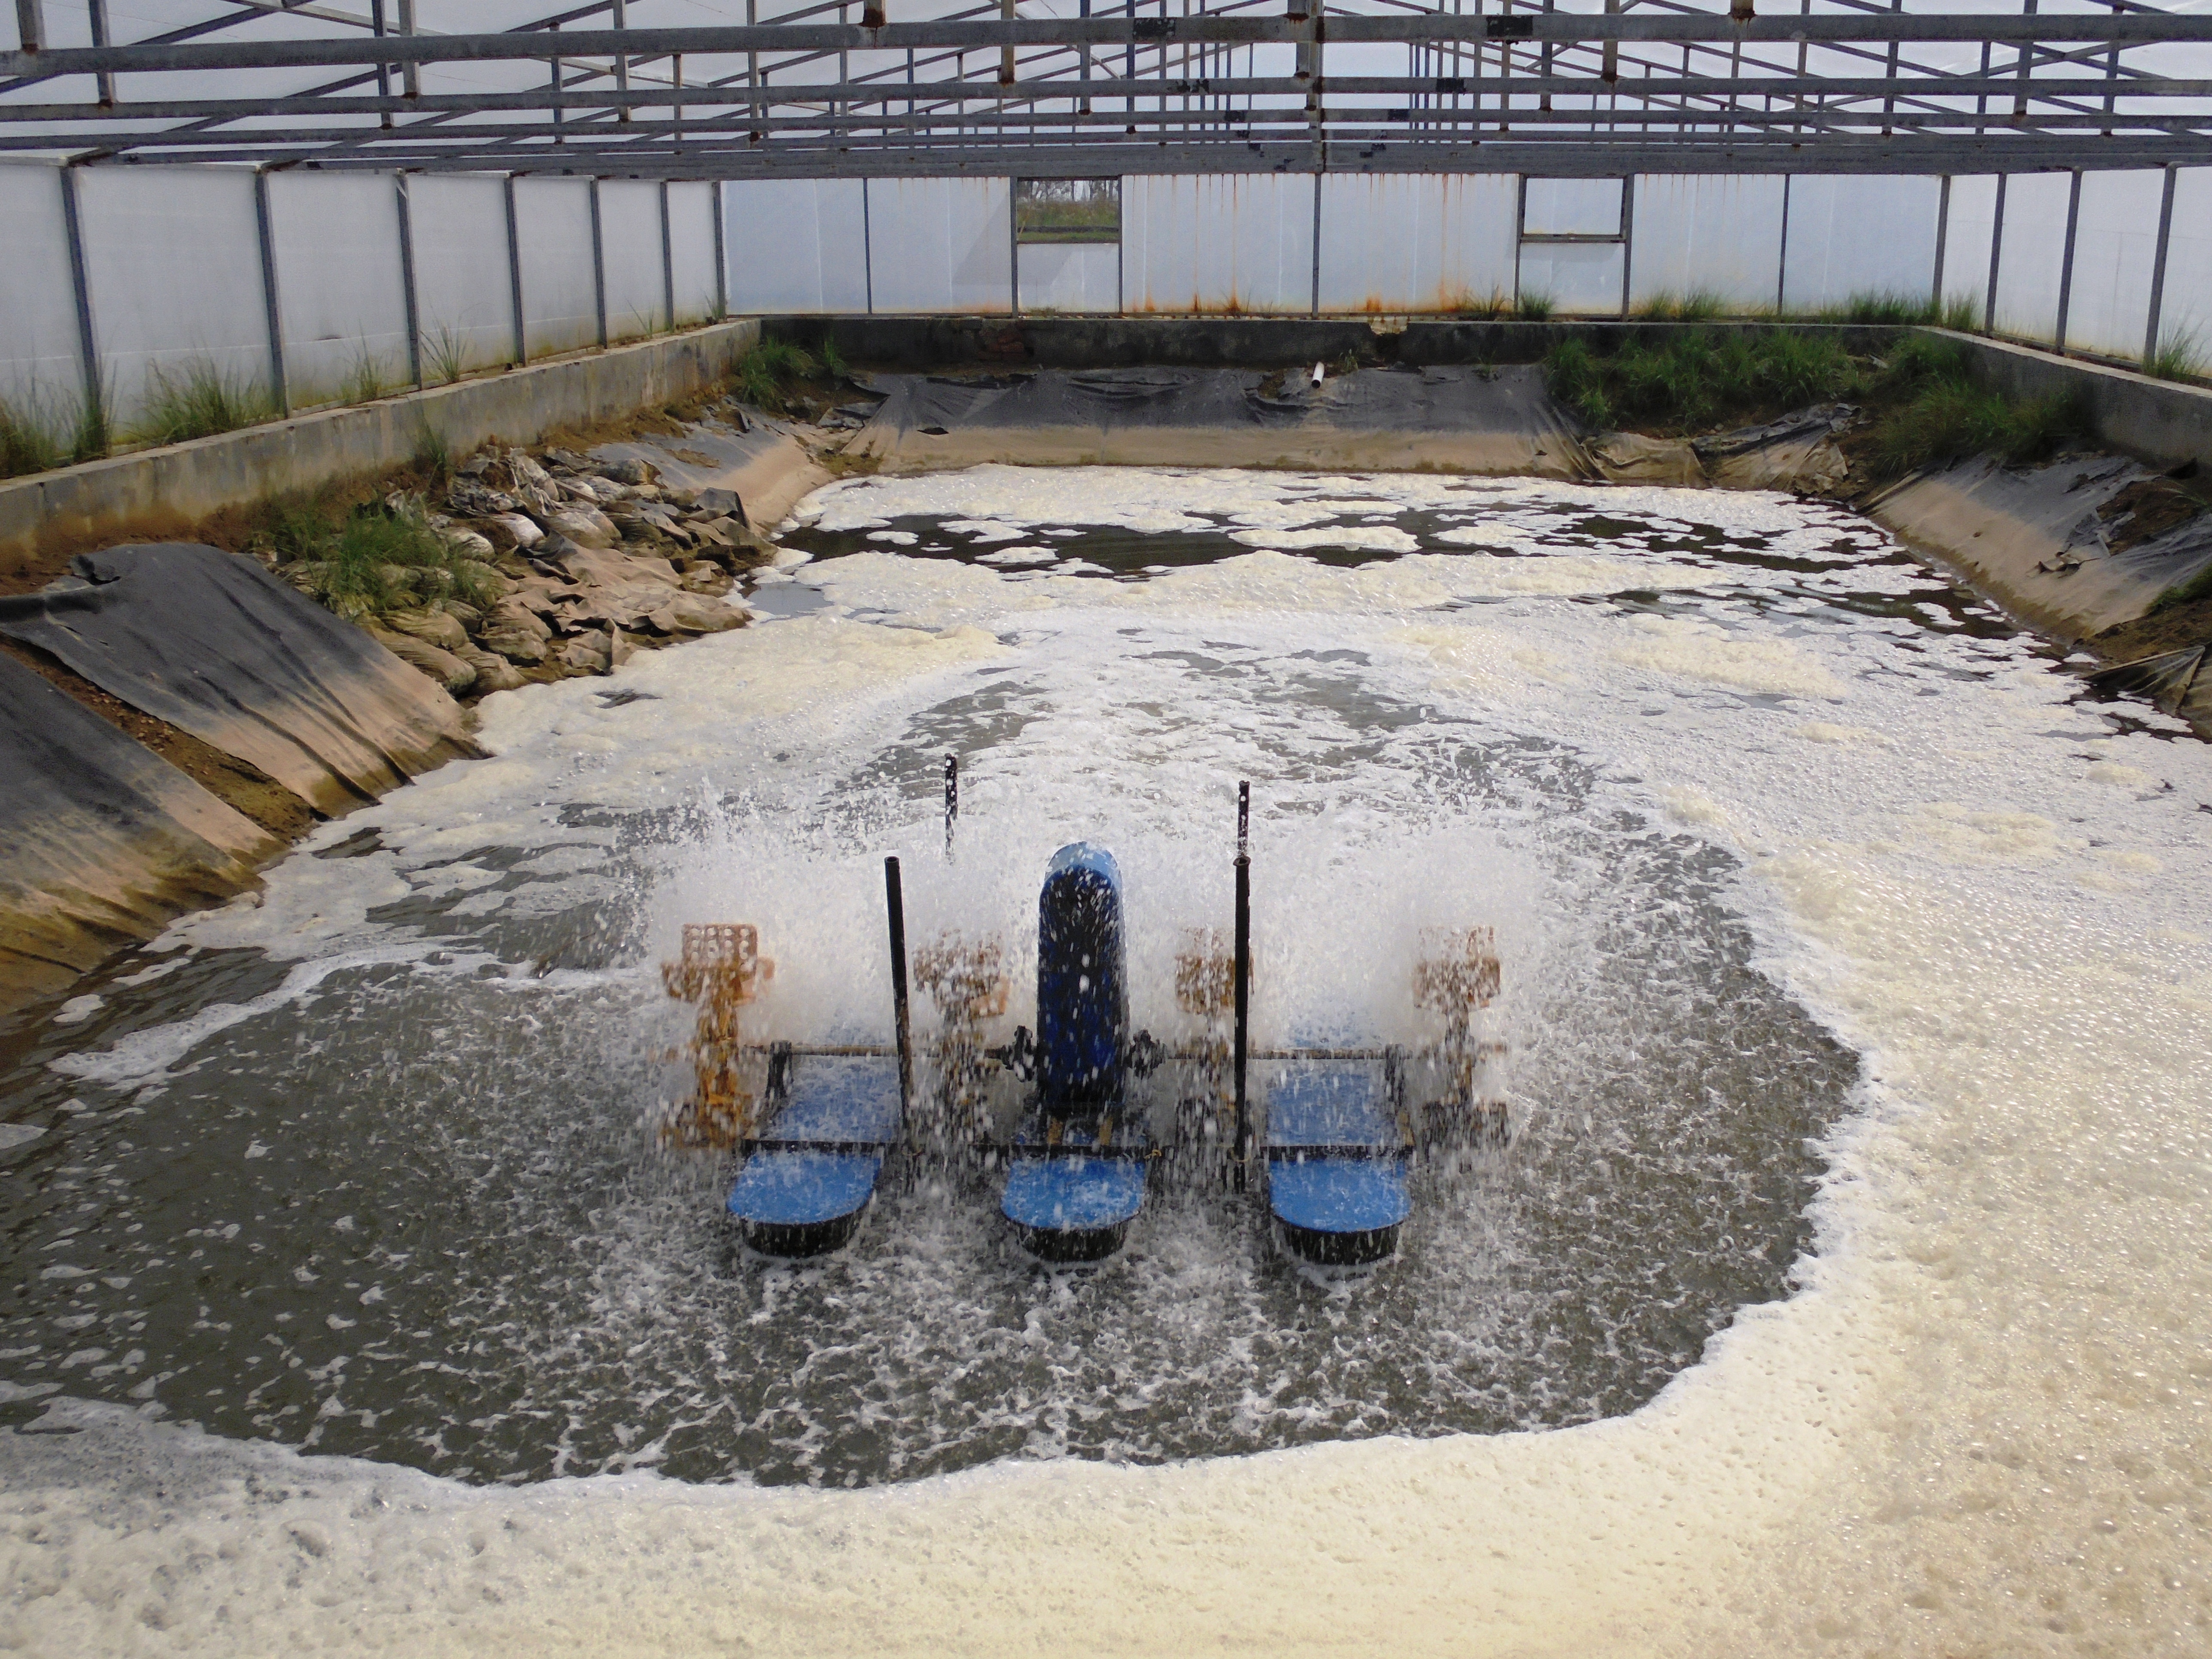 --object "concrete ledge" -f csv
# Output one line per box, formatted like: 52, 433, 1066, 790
784, 313, 2212, 474
0, 318, 760, 580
